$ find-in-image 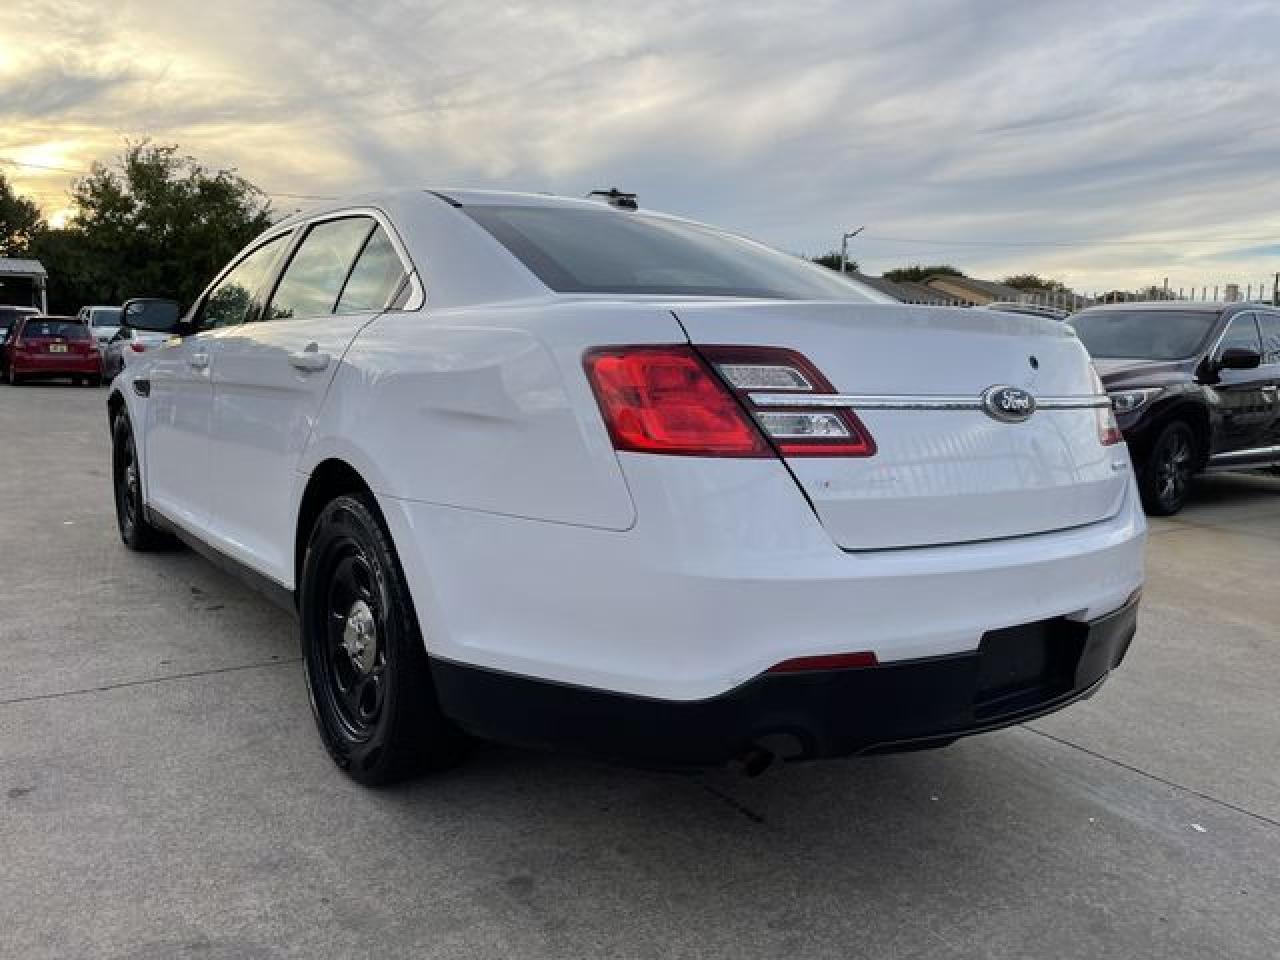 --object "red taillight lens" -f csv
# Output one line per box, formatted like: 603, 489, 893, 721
700, 345, 876, 457
584, 346, 771, 456
768, 651, 879, 673
129, 342, 146, 353
1090, 366, 1123, 446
